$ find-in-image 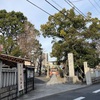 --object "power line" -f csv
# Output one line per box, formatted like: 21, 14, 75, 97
45, 0, 92, 39
45, 0, 65, 16
94, 0, 100, 9
88, 0, 100, 14
72, 0, 83, 2
45, 0, 88, 24
64, 0, 87, 18
26, 0, 99, 41
45, 0, 89, 33
51, 0, 63, 9
26, 0, 93, 43
26, 0, 51, 16
46, 0, 79, 22
68, 0, 86, 18
64, 0, 81, 15
26, 0, 61, 22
